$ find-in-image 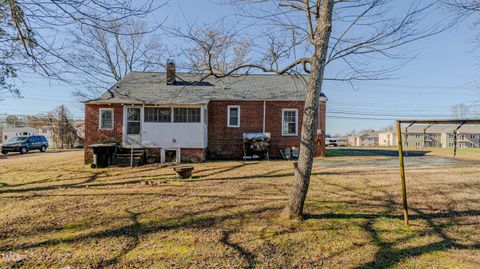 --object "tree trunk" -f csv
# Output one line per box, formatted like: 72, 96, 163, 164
283, 0, 334, 220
